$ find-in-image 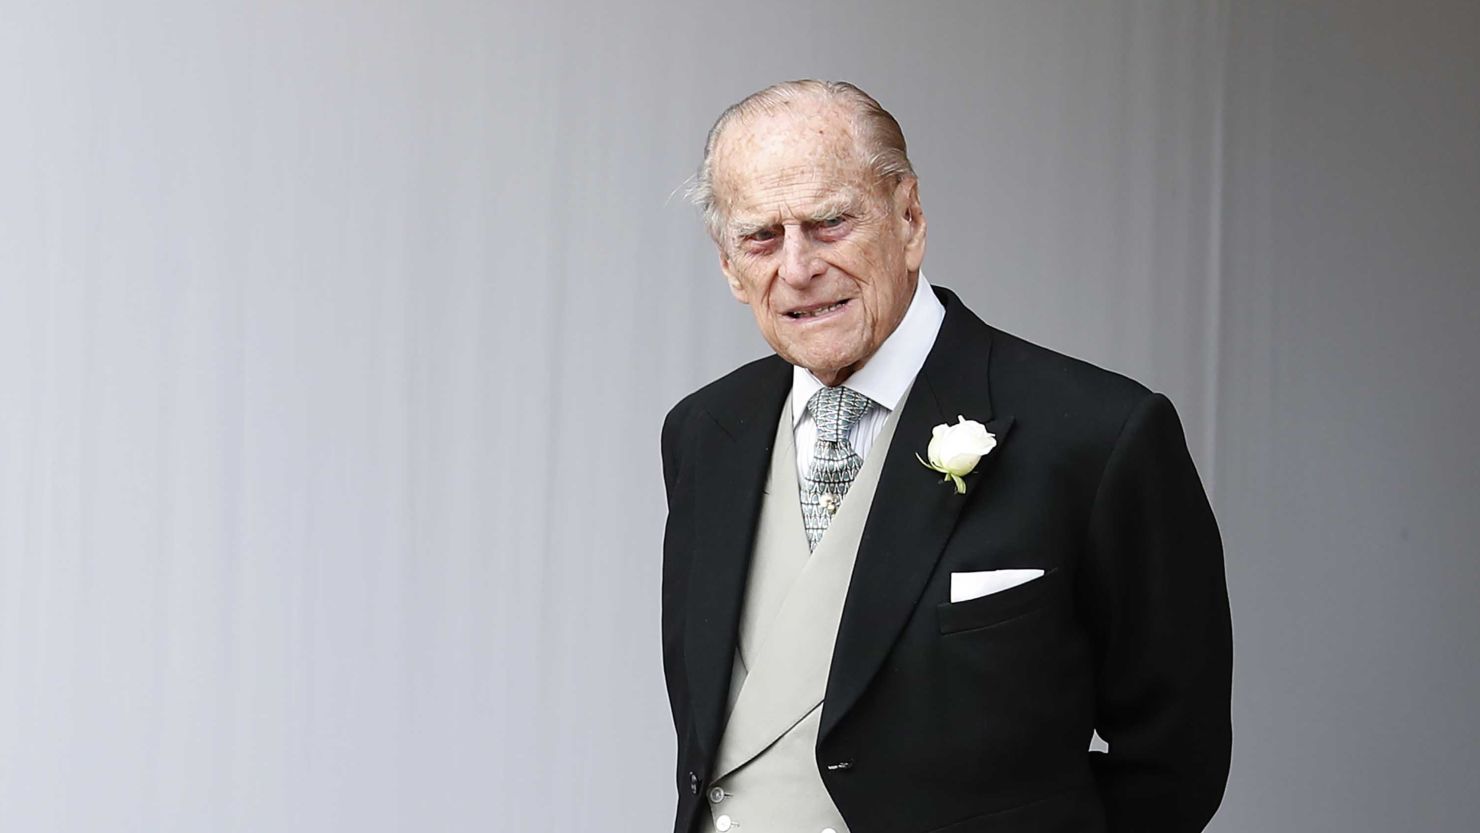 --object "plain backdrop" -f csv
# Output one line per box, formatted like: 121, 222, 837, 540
1, 1, 1476, 830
